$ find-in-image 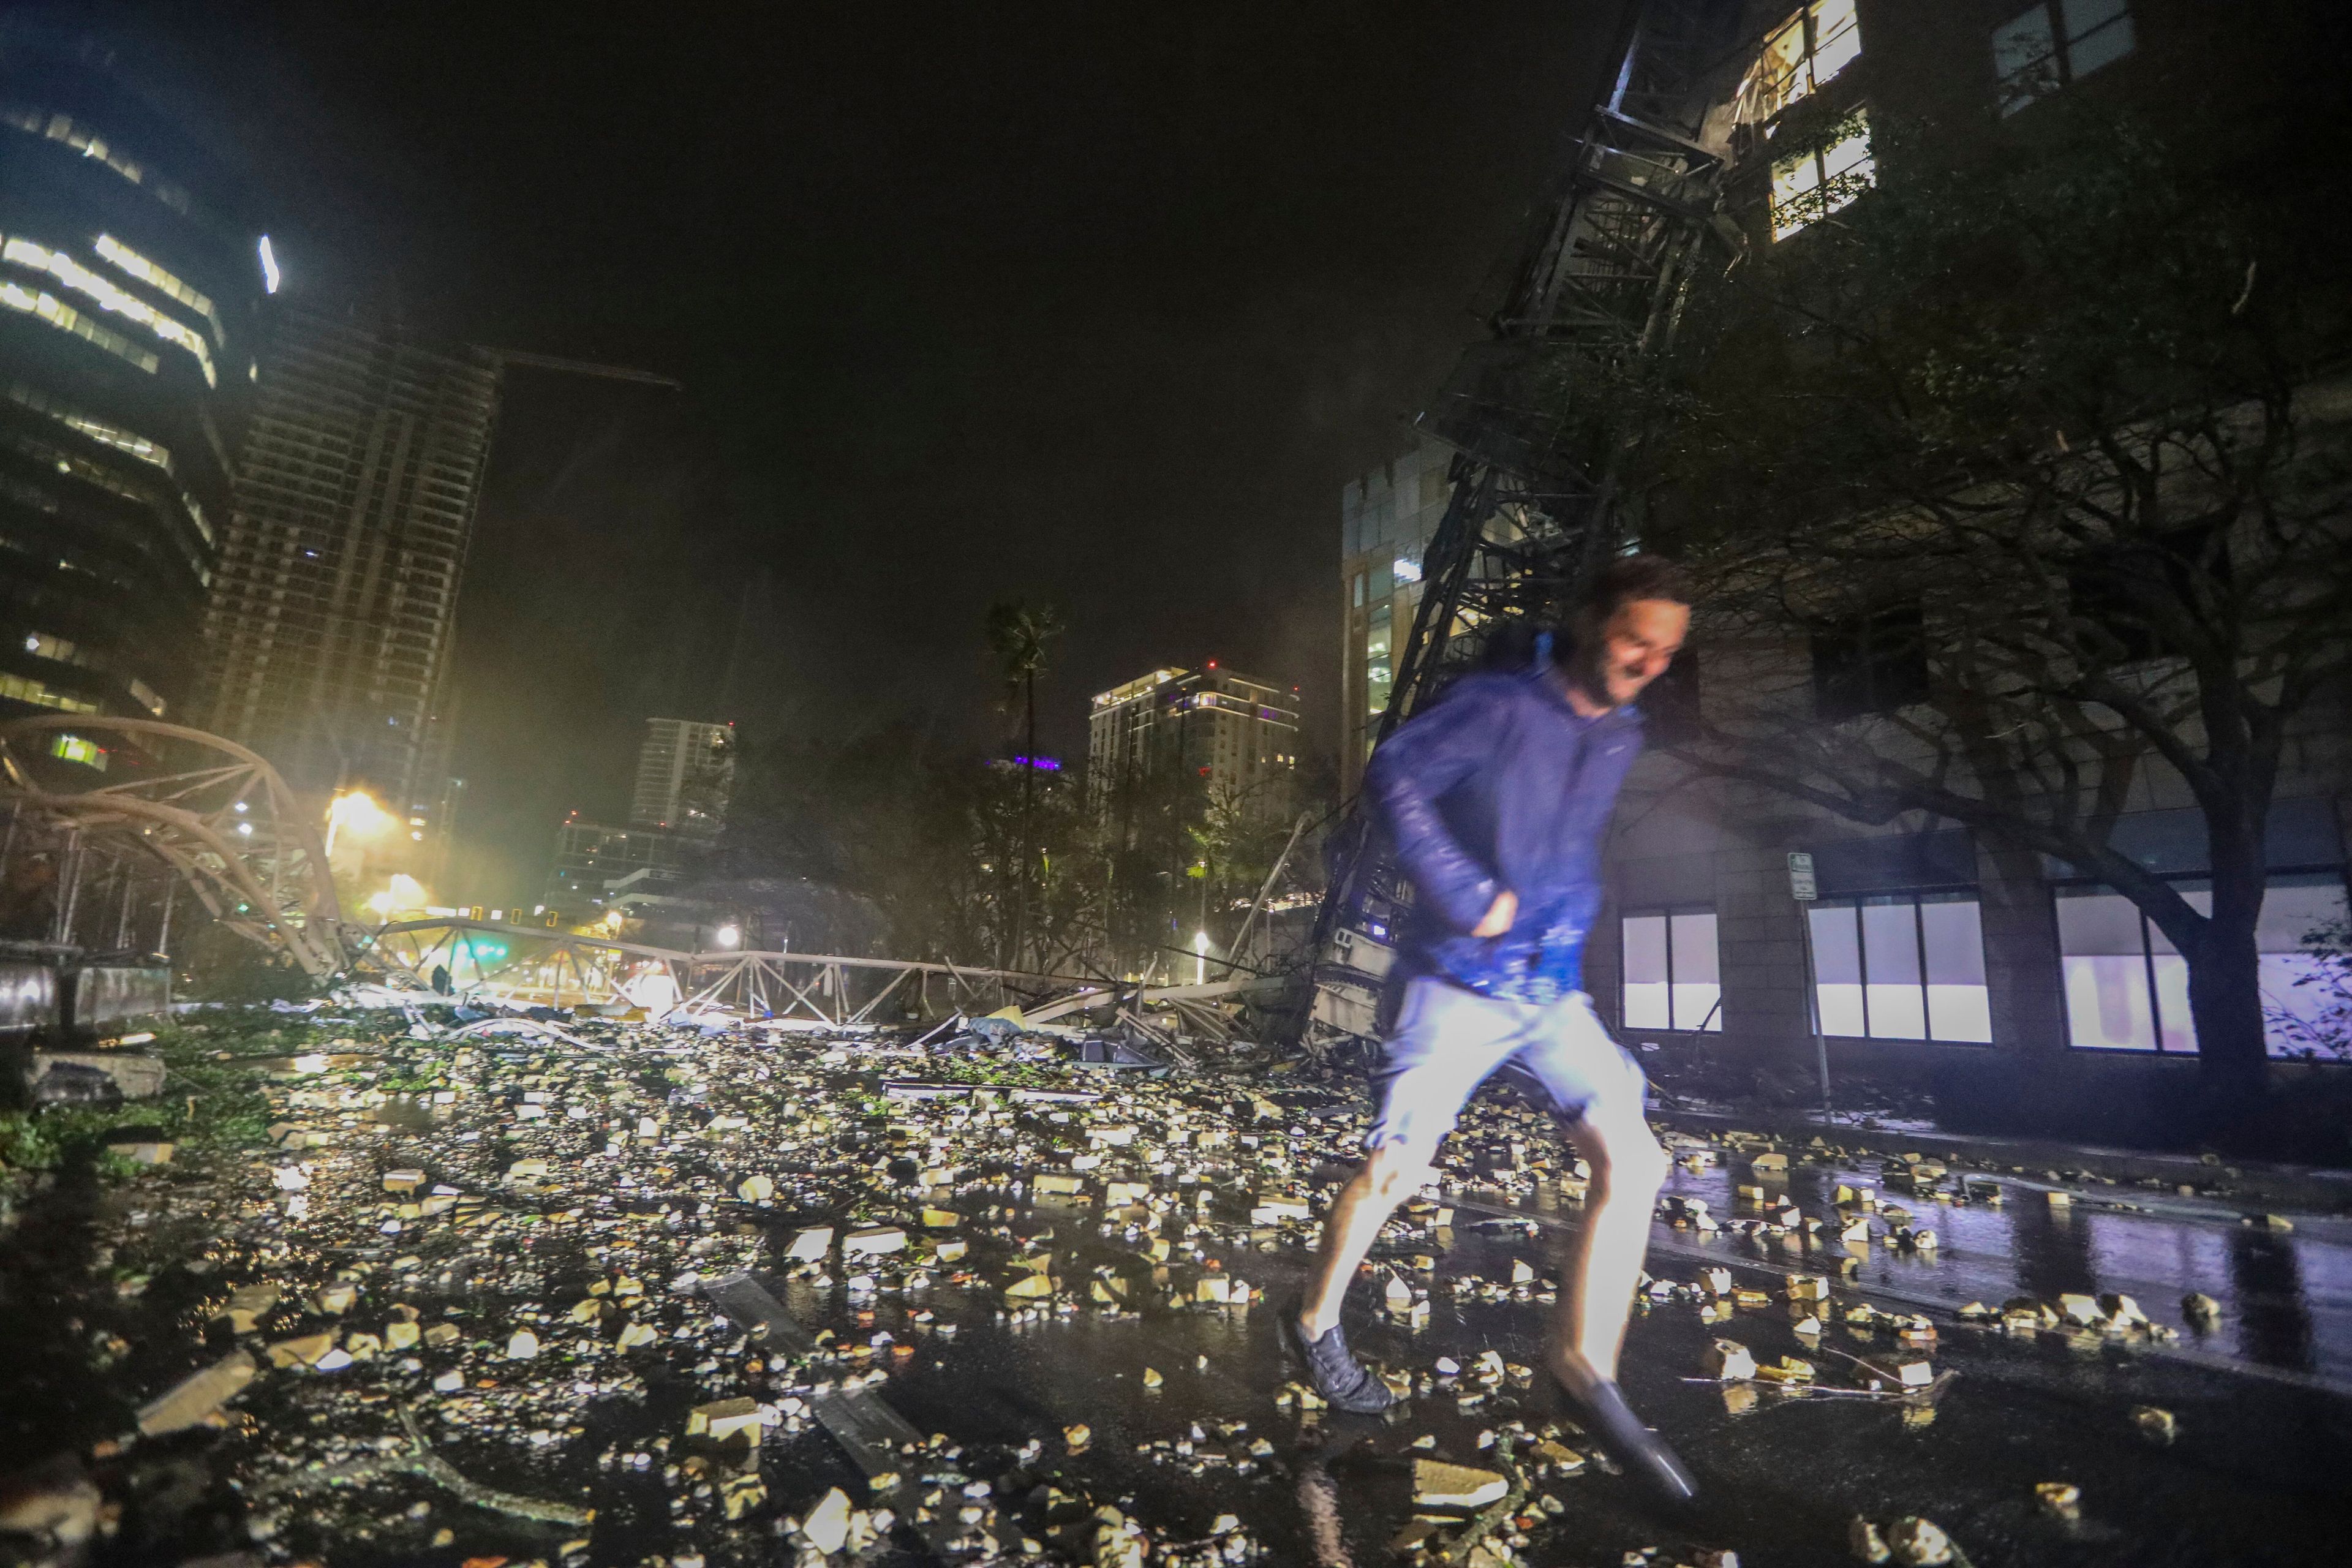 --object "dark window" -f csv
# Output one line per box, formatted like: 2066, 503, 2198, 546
1810, 605, 1927, 721
1640, 644, 1702, 742
2065, 526, 2226, 664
